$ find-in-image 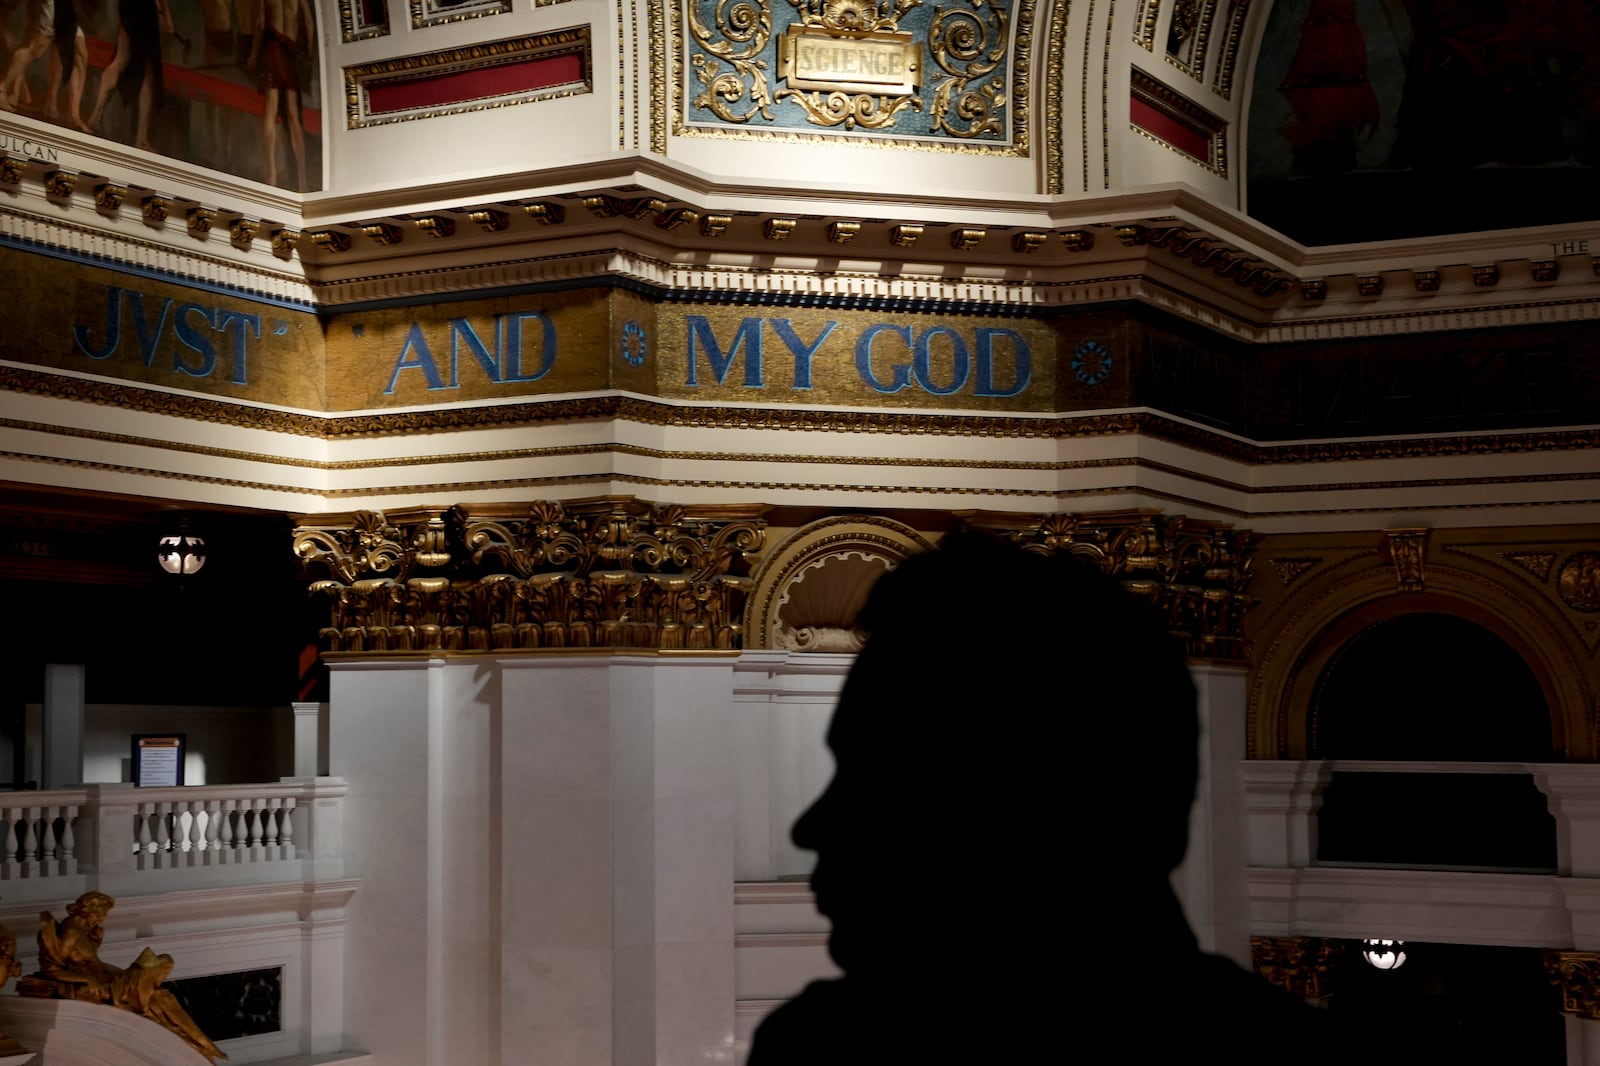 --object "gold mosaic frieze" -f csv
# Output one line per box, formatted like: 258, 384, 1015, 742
0, 245, 323, 408
295, 499, 767, 653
